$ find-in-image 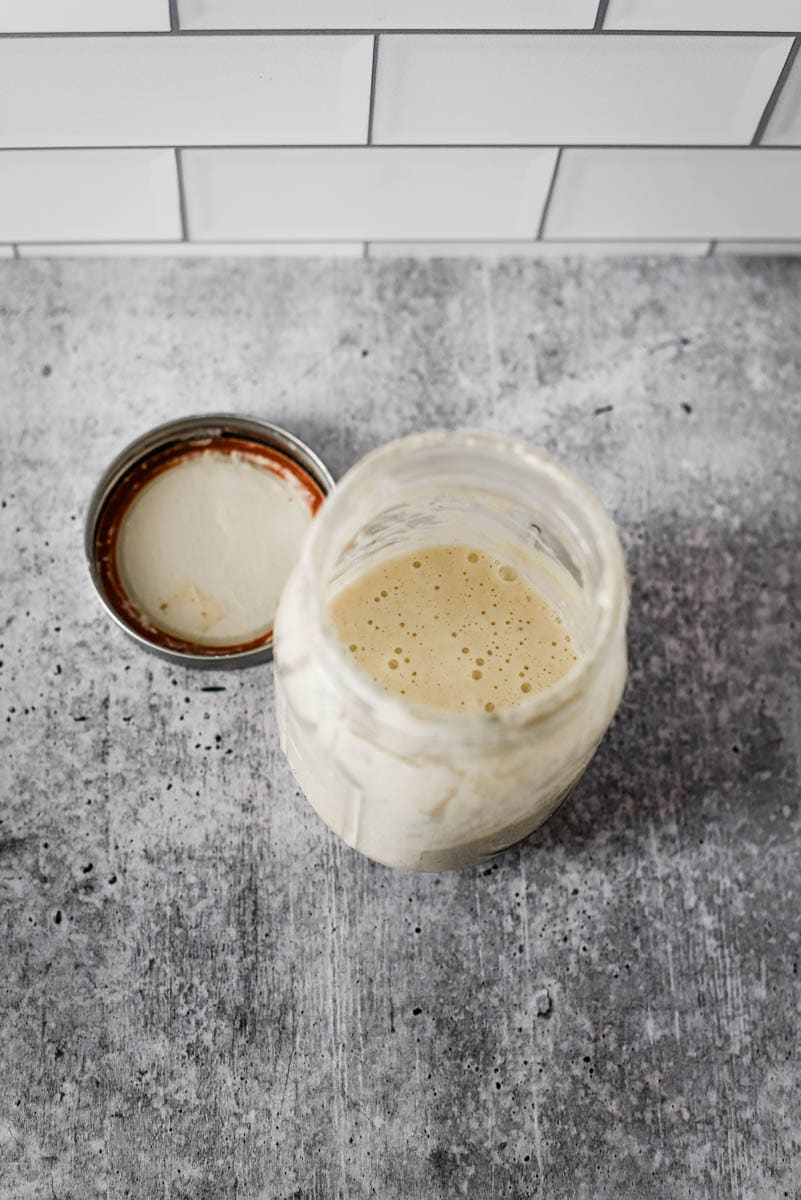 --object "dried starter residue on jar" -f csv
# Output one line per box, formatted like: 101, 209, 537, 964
329, 544, 578, 713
